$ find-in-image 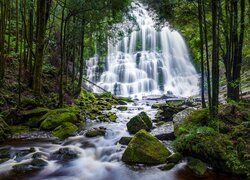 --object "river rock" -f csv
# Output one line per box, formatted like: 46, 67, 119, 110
52, 122, 78, 138
122, 129, 171, 164
15, 148, 36, 162
150, 123, 175, 140
119, 137, 132, 145
158, 105, 186, 122
159, 163, 175, 171
166, 152, 182, 163
187, 157, 207, 176
51, 147, 80, 161
117, 106, 128, 111
85, 127, 106, 137
173, 107, 196, 125
127, 112, 152, 134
